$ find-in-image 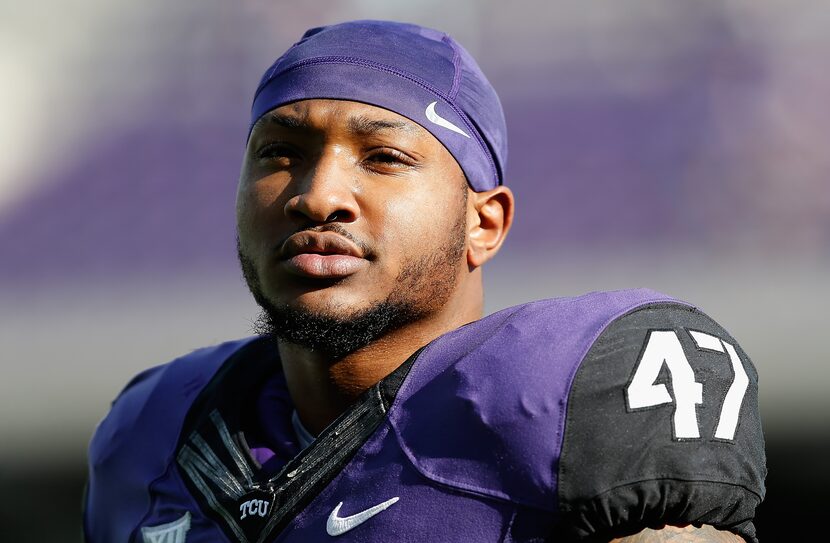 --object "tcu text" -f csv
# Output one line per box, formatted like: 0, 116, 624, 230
239, 499, 269, 520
